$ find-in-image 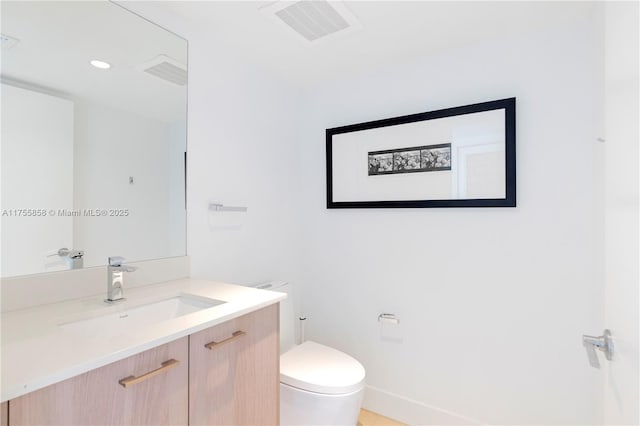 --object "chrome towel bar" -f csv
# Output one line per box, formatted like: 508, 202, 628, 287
208, 203, 247, 212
